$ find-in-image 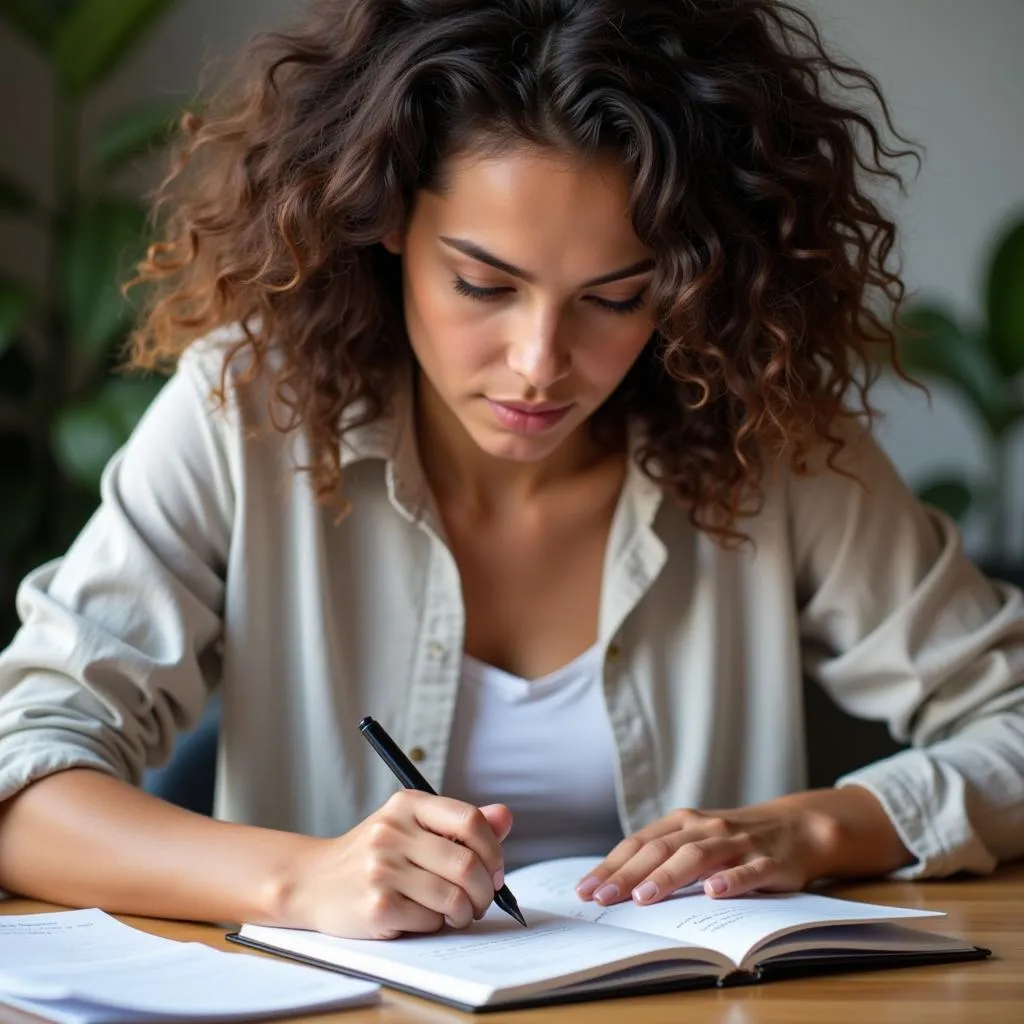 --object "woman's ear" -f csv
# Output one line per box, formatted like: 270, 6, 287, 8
381, 229, 404, 255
